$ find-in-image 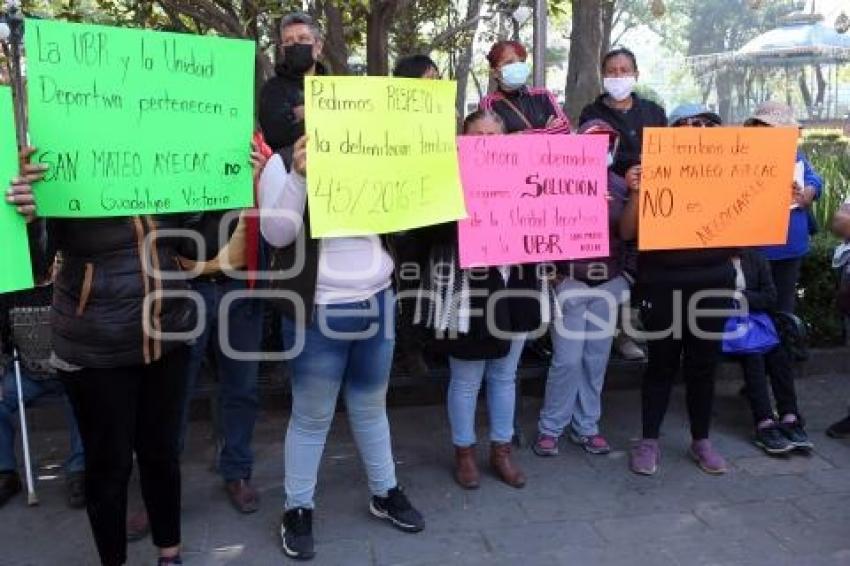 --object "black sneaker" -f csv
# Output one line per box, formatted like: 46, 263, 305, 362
780, 421, 814, 450
280, 507, 315, 561
370, 486, 424, 533
0, 471, 22, 507
65, 471, 86, 509
826, 415, 850, 439
754, 425, 794, 455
